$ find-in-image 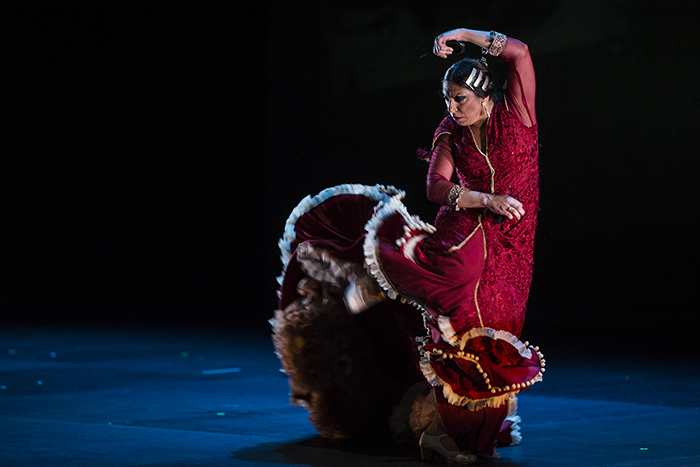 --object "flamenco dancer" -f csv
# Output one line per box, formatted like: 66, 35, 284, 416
272, 26, 544, 464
